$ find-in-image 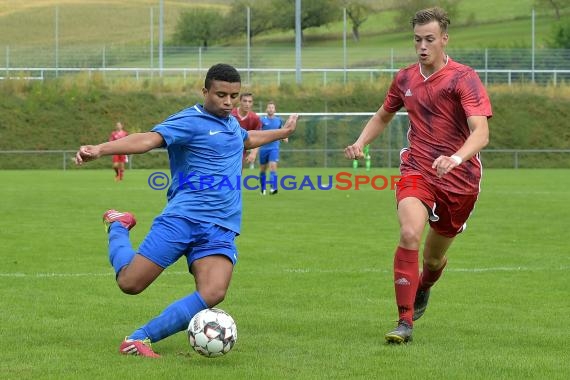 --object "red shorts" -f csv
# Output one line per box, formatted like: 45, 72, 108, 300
395, 175, 478, 238
112, 155, 128, 163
